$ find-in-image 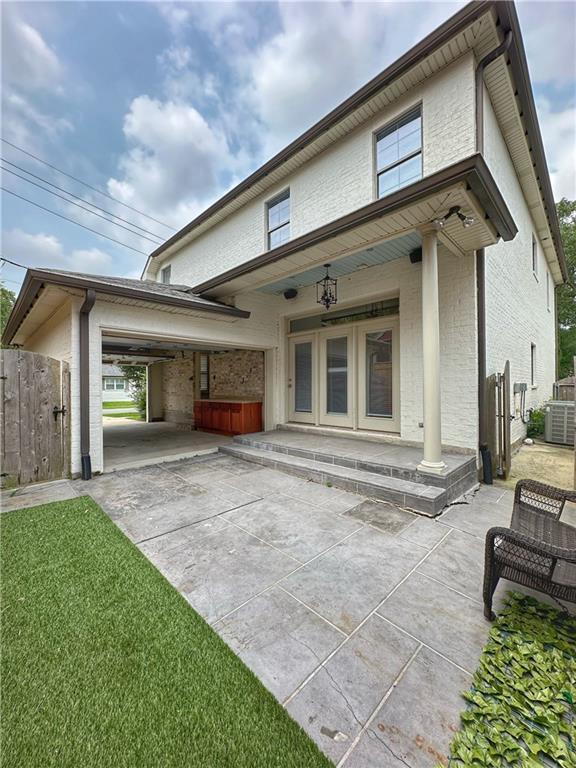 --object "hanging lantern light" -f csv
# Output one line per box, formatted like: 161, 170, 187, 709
316, 264, 338, 310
